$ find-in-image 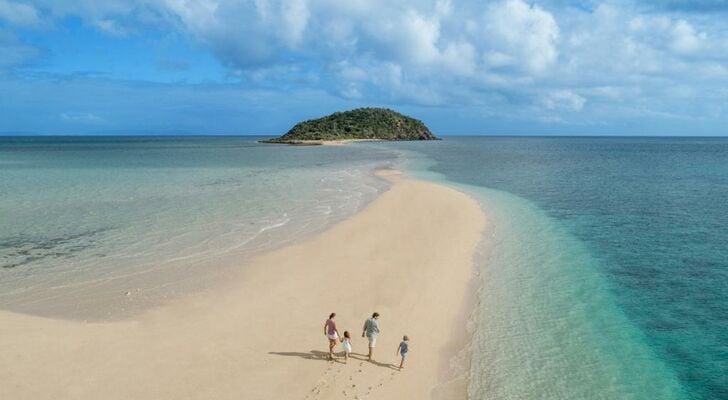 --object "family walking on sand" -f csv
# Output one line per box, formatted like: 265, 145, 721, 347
324, 312, 410, 370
